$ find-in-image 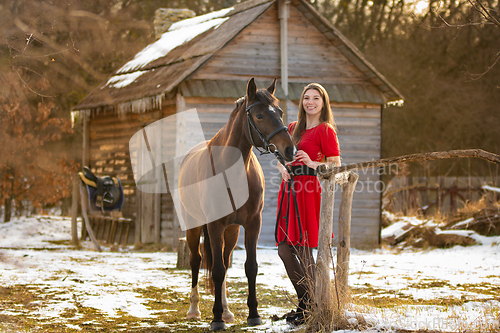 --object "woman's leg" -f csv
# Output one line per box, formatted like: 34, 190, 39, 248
296, 246, 316, 290
278, 243, 307, 300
